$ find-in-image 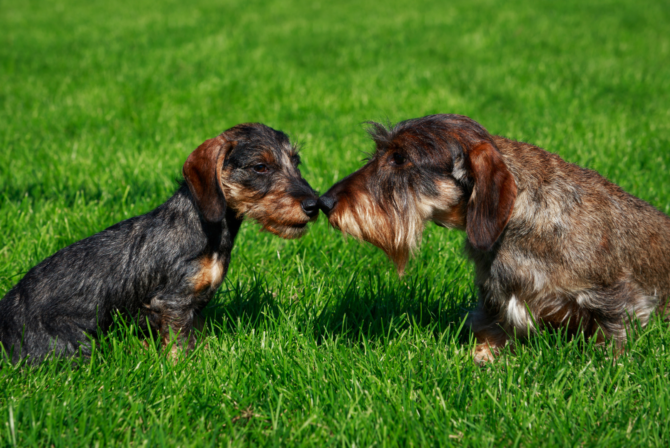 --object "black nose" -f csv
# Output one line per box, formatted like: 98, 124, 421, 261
301, 199, 319, 218
317, 196, 335, 216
